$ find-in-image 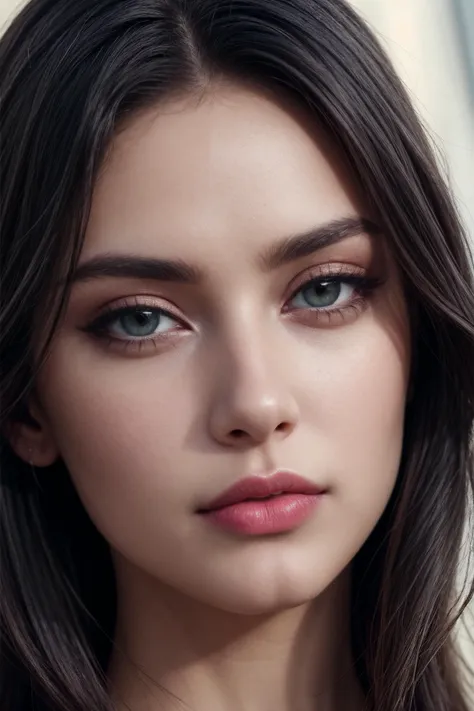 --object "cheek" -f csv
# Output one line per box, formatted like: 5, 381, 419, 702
37, 345, 199, 532
311, 330, 407, 447
297, 319, 408, 521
